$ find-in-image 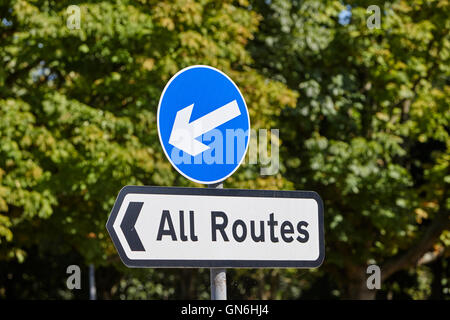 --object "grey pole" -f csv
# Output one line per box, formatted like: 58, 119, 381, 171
208, 182, 227, 300
89, 263, 97, 300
